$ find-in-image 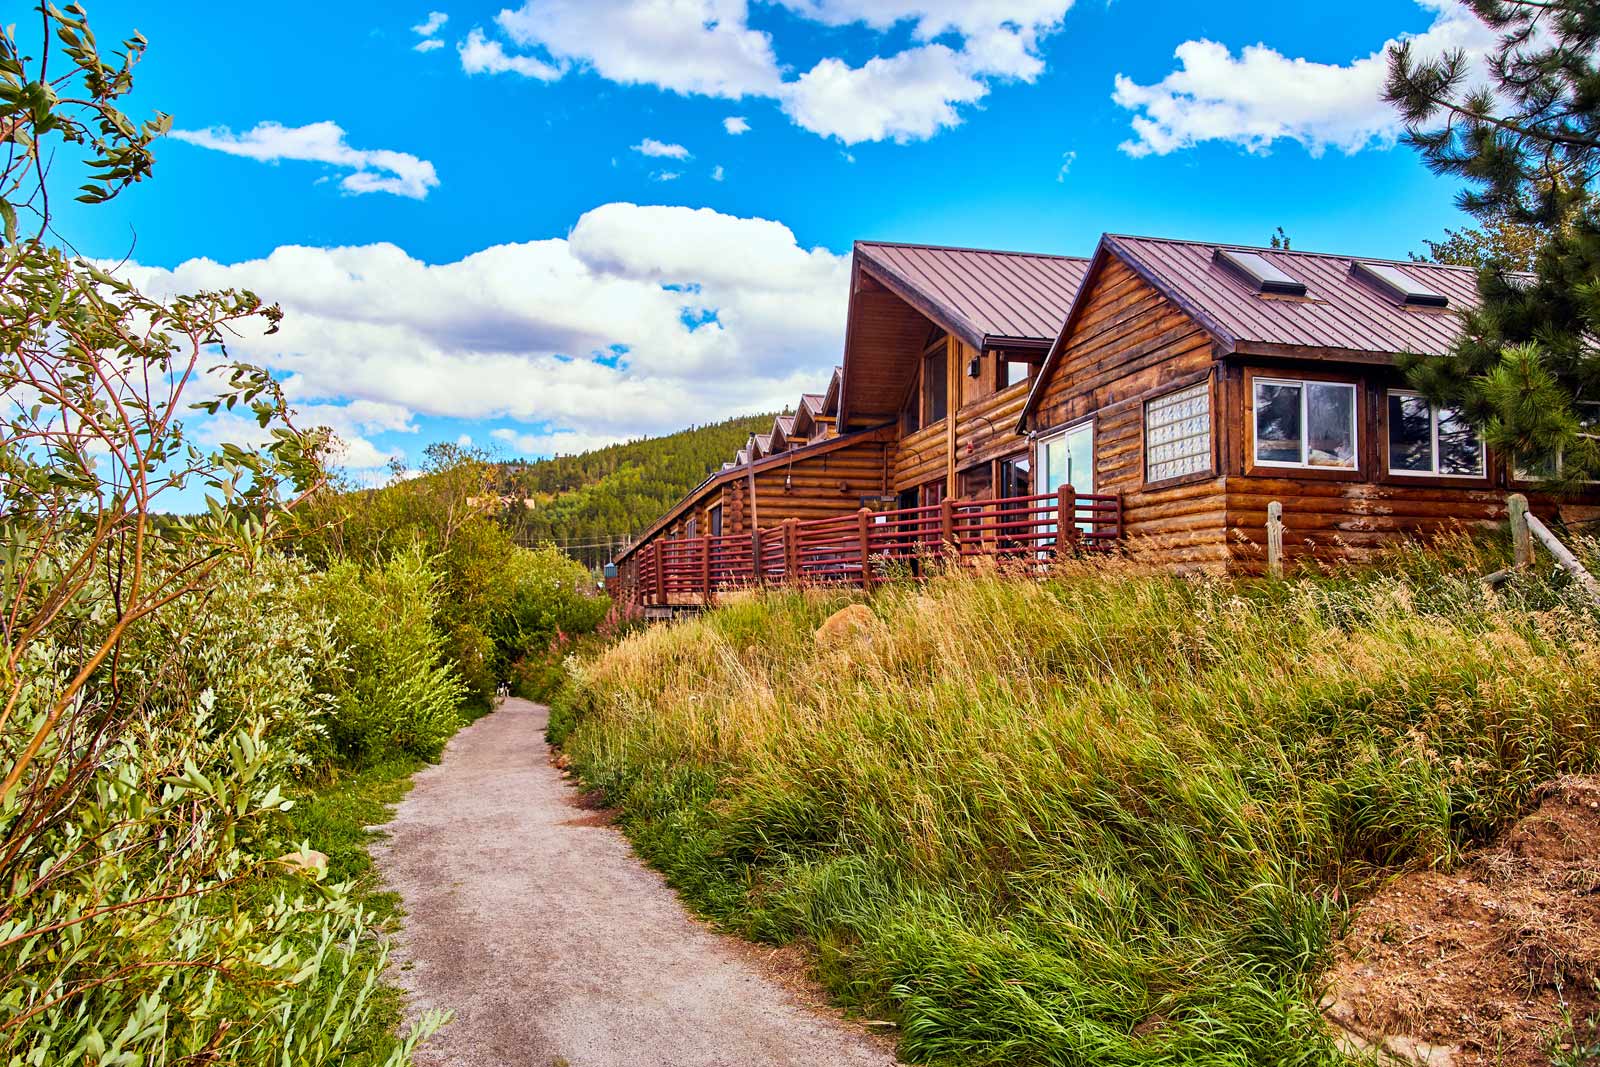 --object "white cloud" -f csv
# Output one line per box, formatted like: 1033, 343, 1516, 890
459, 27, 564, 79
169, 121, 440, 199
119, 203, 848, 460
491, 426, 629, 457
491, 0, 783, 98
1112, 0, 1497, 158
413, 11, 449, 36
711, 164, 725, 181
632, 138, 691, 159
1056, 149, 1075, 182
782, 44, 989, 144
456, 433, 474, 447
464, 0, 1075, 143
415, 38, 445, 52
651, 170, 682, 181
